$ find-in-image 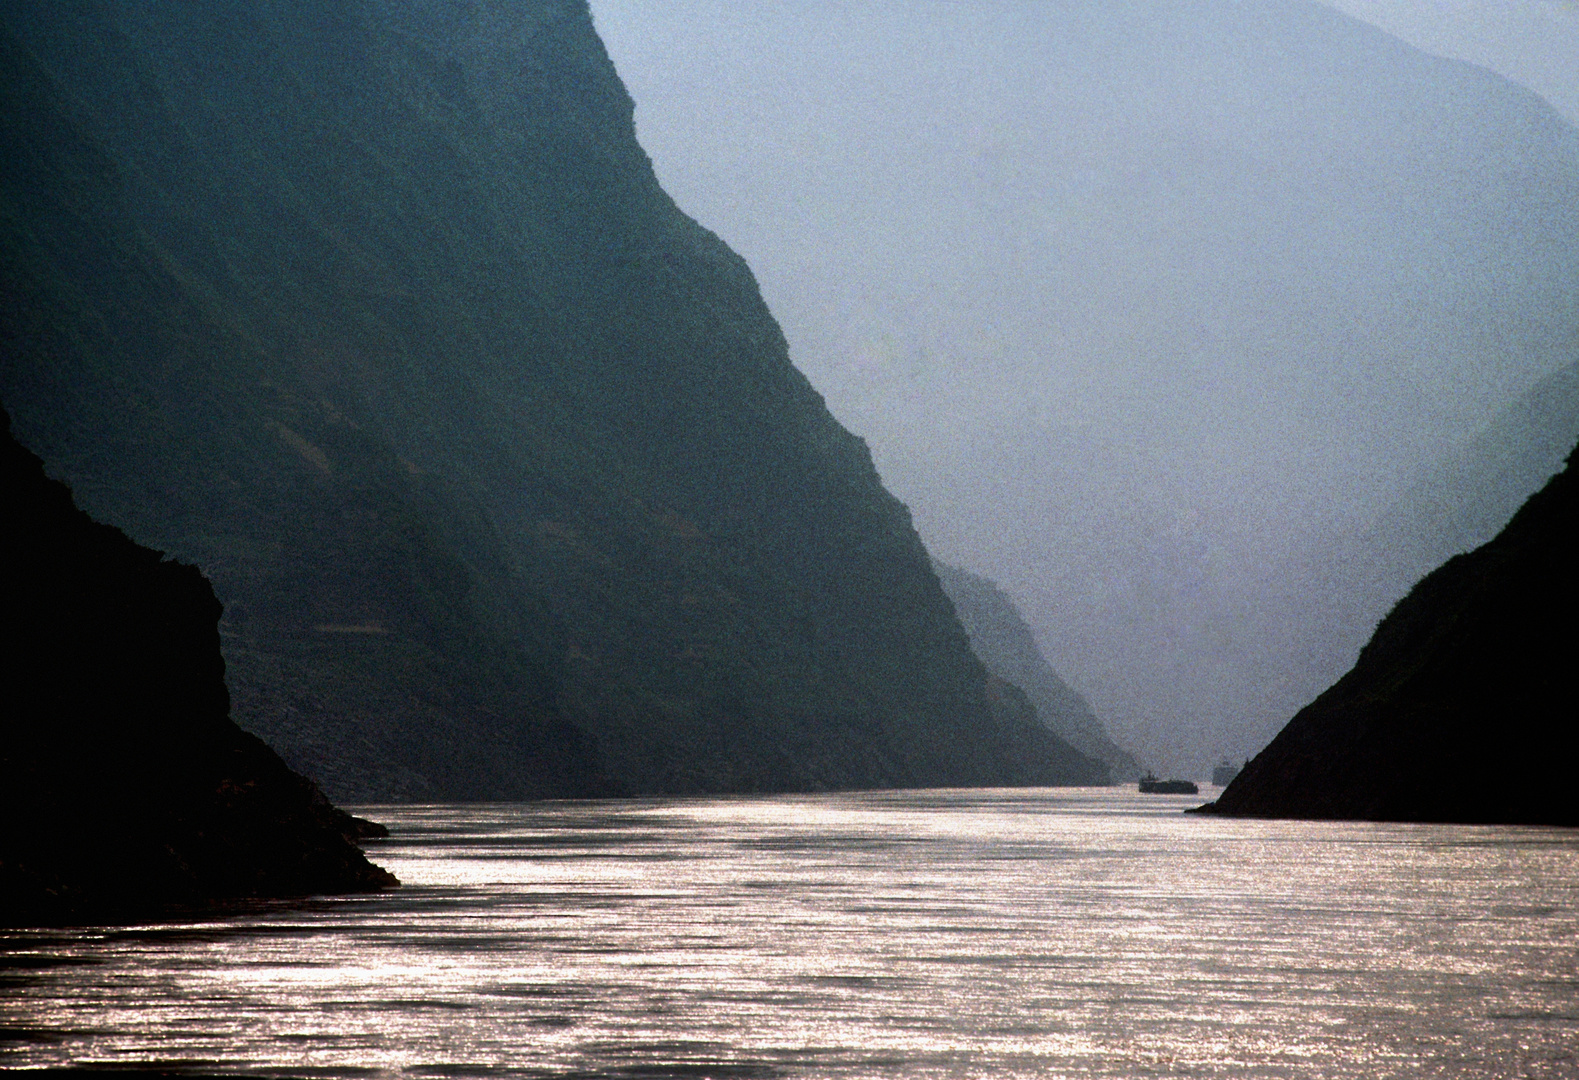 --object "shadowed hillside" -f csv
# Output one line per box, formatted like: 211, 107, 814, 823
1215, 355, 1579, 760
934, 561, 1135, 780
0, 0, 1089, 798
0, 408, 394, 926
1202, 444, 1579, 825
